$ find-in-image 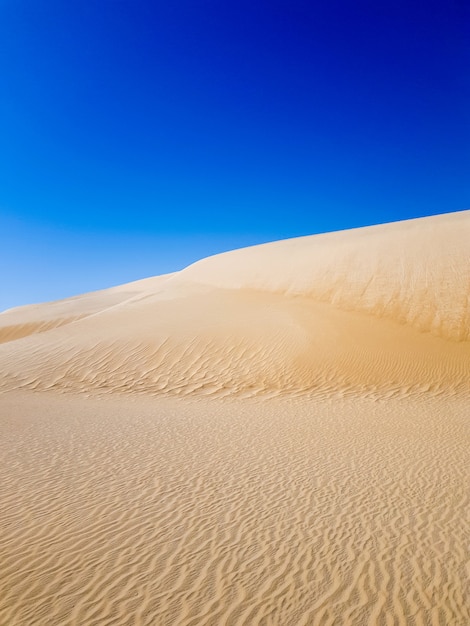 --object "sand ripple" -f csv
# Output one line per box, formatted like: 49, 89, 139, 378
0, 392, 468, 625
